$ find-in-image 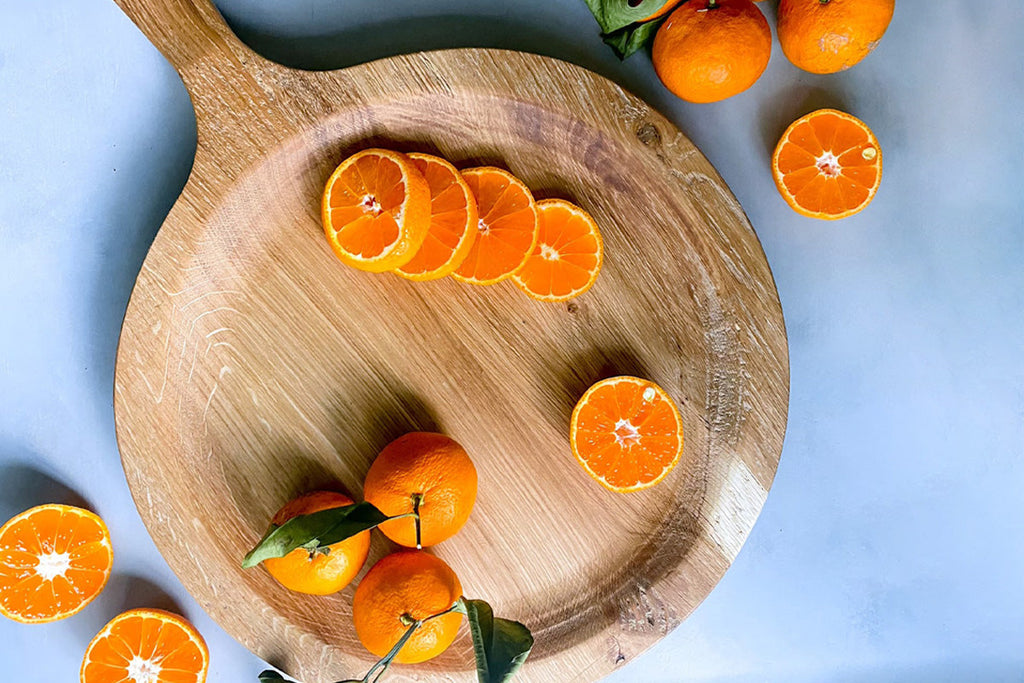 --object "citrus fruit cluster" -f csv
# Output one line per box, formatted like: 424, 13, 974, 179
322, 149, 604, 301
0, 504, 210, 683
